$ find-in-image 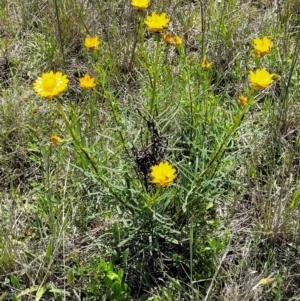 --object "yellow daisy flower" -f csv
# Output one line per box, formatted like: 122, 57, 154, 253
33, 71, 69, 99
253, 36, 273, 57
79, 74, 96, 89
260, 278, 274, 285
173, 36, 182, 46
144, 12, 170, 32
50, 135, 62, 144
84, 36, 100, 50
150, 162, 176, 187
238, 95, 248, 105
131, 0, 150, 10
202, 59, 212, 68
249, 68, 275, 90
163, 33, 174, 44
163, 33, 182, 46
